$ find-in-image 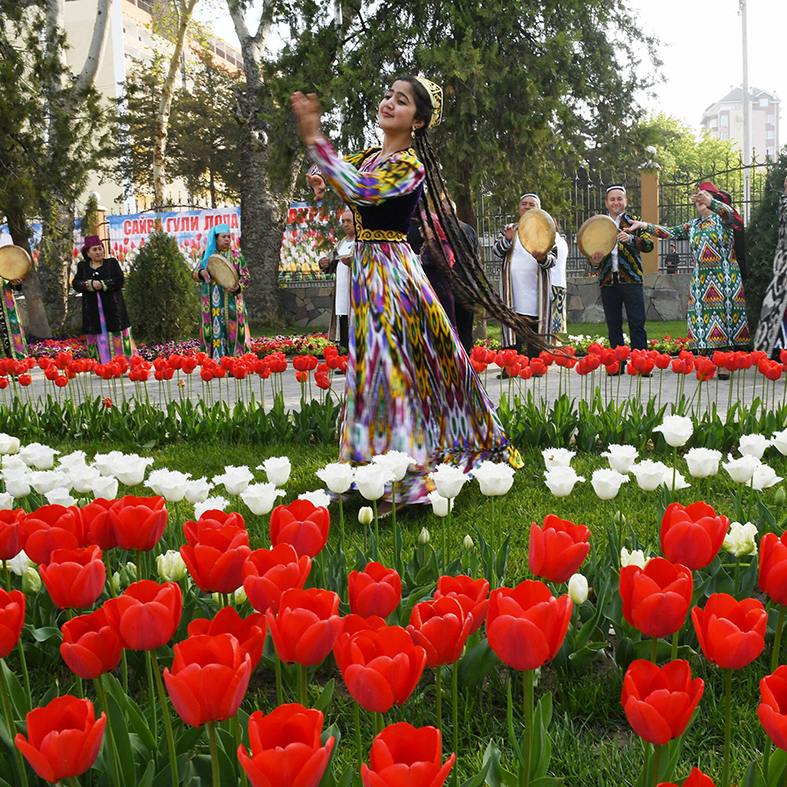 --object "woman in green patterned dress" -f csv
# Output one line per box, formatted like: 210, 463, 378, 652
628, 183, 749, 353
